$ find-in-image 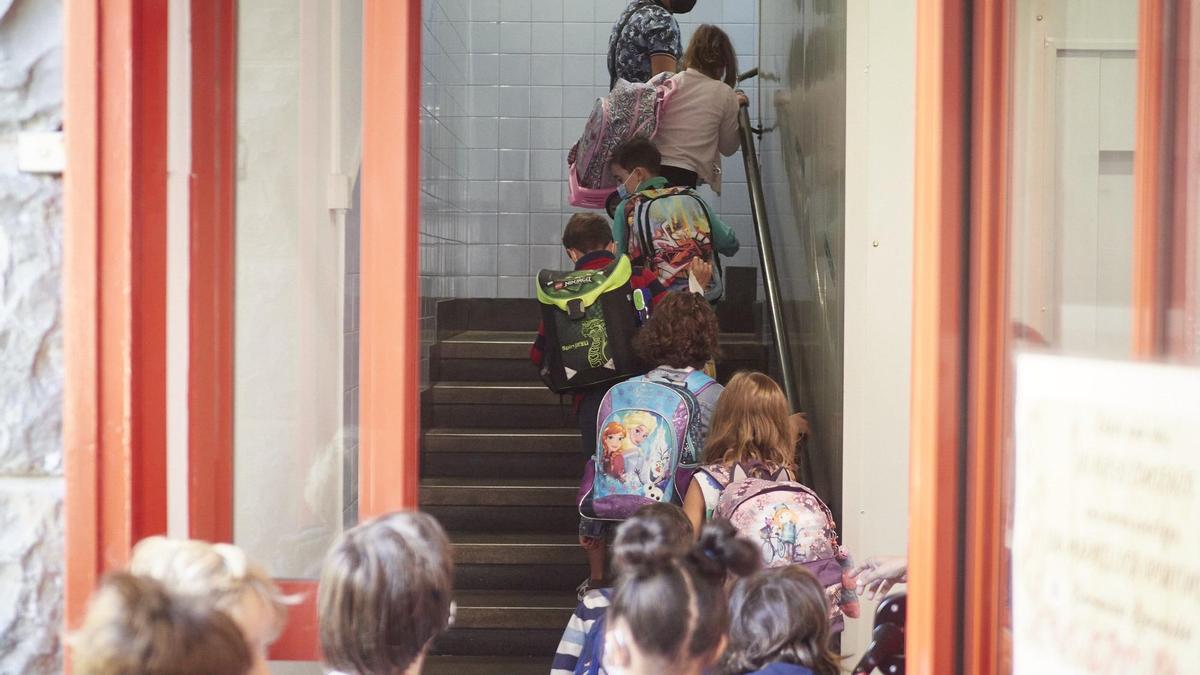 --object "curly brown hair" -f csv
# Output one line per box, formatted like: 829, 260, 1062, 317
633, 292, 719, 369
